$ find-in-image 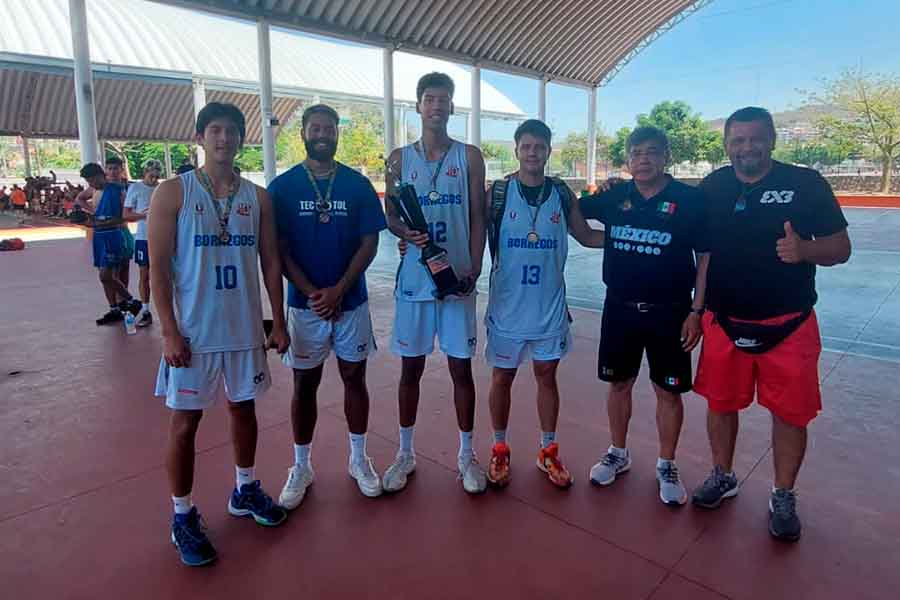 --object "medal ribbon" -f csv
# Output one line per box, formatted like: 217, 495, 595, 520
517, 176, 551, 236
302, 162, 337, 218
196, 167, 239, 240
417, 139, 451, 194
